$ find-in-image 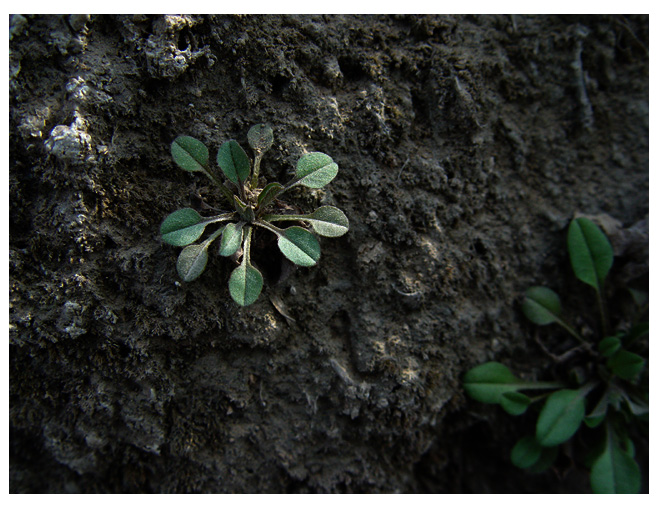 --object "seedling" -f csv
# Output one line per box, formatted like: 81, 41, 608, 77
161, 124, 349, 306
463, 218, 648, 493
